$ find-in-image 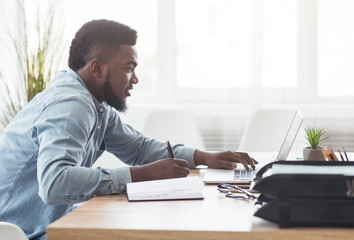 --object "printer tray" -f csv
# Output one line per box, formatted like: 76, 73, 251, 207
251, 160, 354, 198
255, 195, 354, 227
252, 161, 354, 227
